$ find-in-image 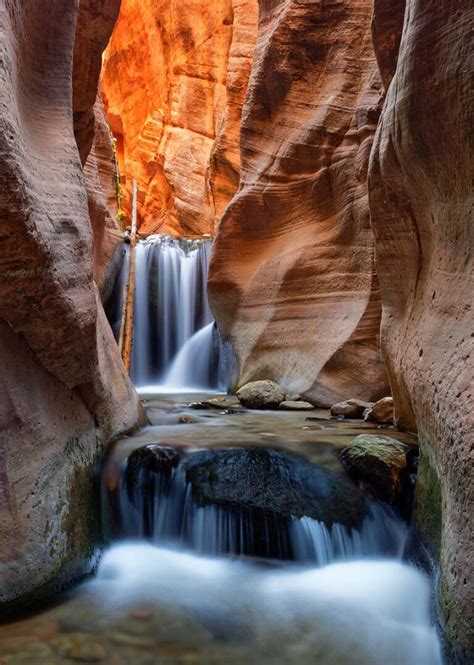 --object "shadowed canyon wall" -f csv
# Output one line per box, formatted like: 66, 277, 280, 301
369, 0, 473, 660
208, 0, 389, 405
0, 0, 139, 611
101, 0, 258, 235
